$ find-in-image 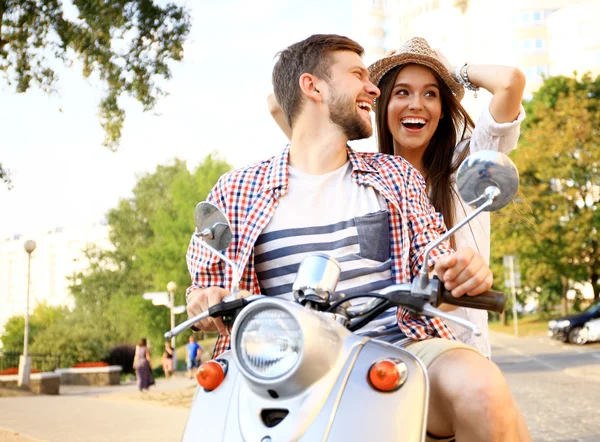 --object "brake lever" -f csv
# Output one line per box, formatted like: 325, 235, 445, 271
421, 304, 481, 336
384, 288, 481, 337
164, 294, 262, 339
